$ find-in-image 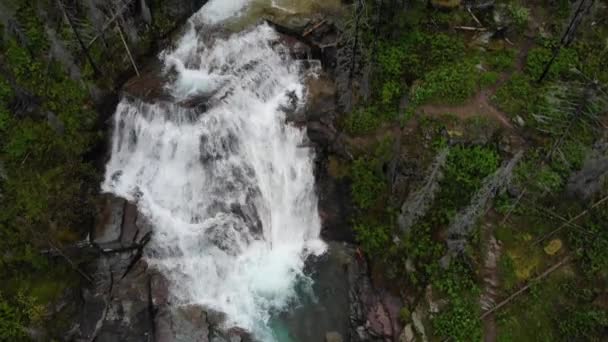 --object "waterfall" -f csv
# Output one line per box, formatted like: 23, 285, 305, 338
102, 1, 326, 338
